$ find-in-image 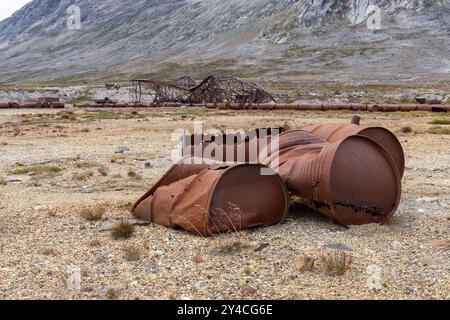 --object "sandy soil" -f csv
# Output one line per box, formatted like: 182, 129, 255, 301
0, 107, 449, 300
